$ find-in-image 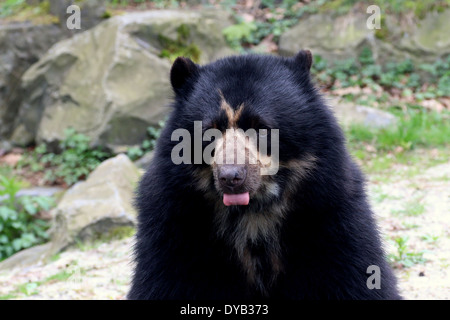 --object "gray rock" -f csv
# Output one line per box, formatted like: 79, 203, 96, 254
279, 9, 450, 64
0, 186, 64, 204
0, 243, 52, 271
47, 154, 141, 252
16, 186, 65, 198
279, 13, 371, 61
10, 9, 234, 149
0, 22, 64, 140
0, 154, 140, 270
327, 97, 398, 129
0, 4, 106, 143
